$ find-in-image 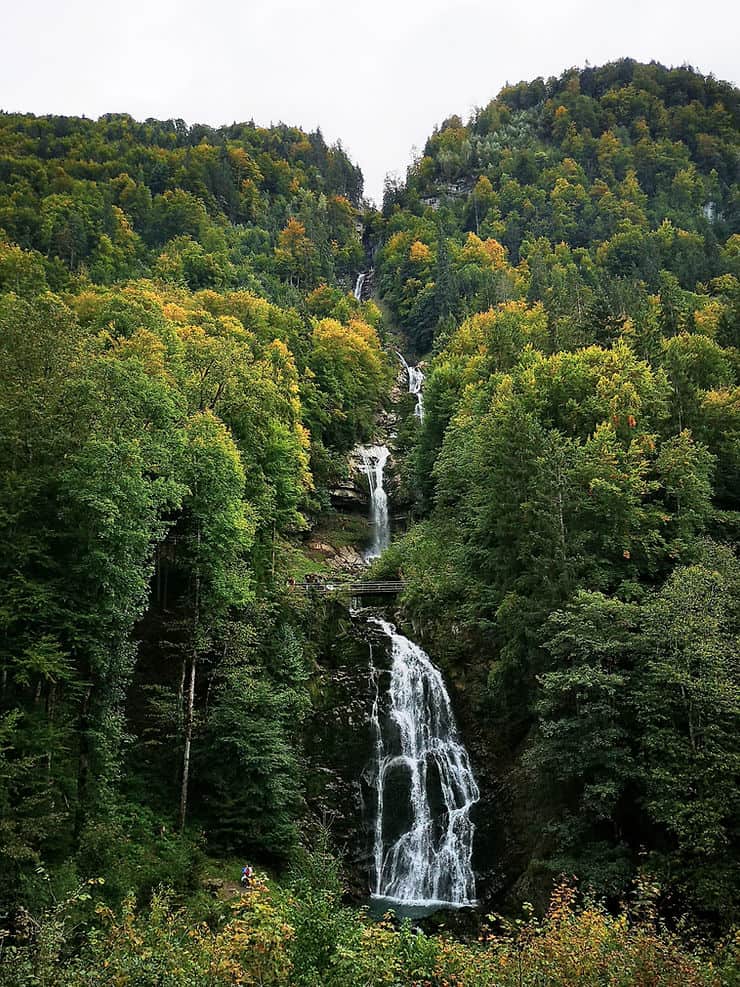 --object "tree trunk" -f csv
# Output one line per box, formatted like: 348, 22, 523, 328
179, 521, 201, 832
46, 682, 56, 778
178, 652, 197, 832
177, 658, 186, 733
